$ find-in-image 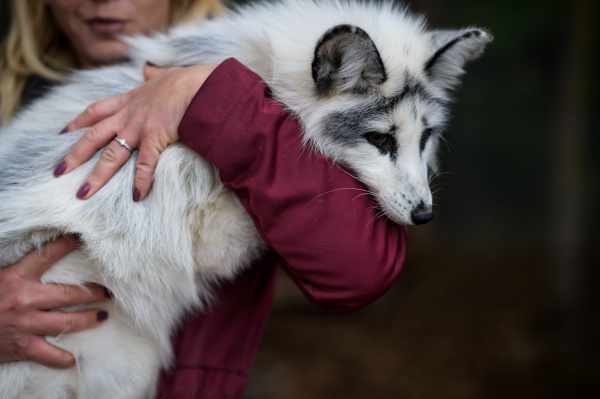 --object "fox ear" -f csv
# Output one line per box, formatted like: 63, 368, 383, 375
312, 25, 386, 96
425, 29, 493, 90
